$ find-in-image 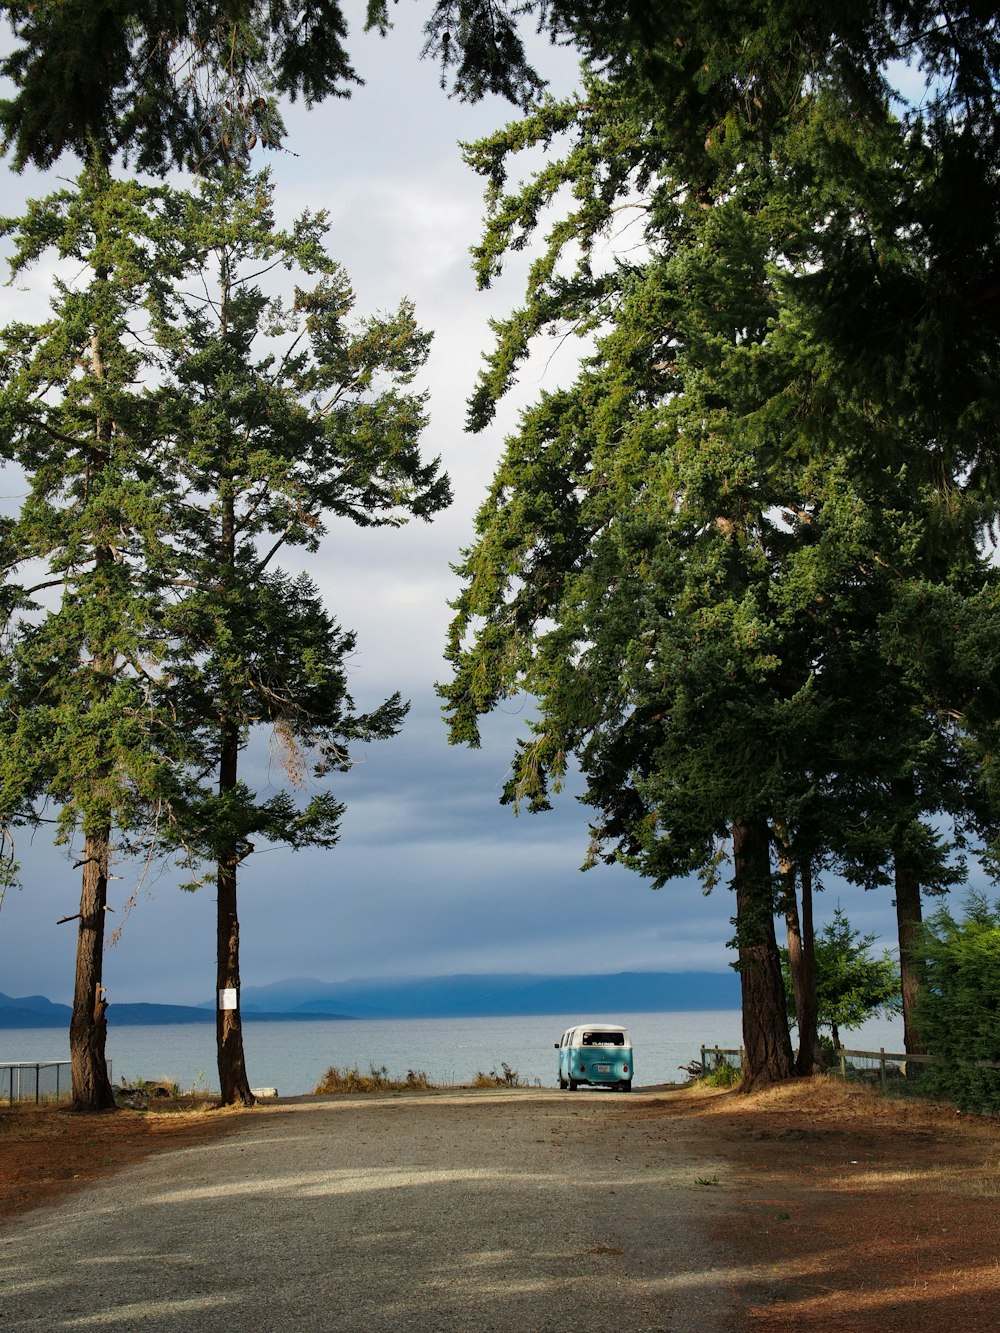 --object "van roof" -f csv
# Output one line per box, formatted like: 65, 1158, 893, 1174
563, 1022, 631, 1036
